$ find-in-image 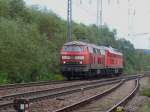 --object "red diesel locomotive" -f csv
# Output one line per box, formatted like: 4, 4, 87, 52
60, 41, 123, 79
